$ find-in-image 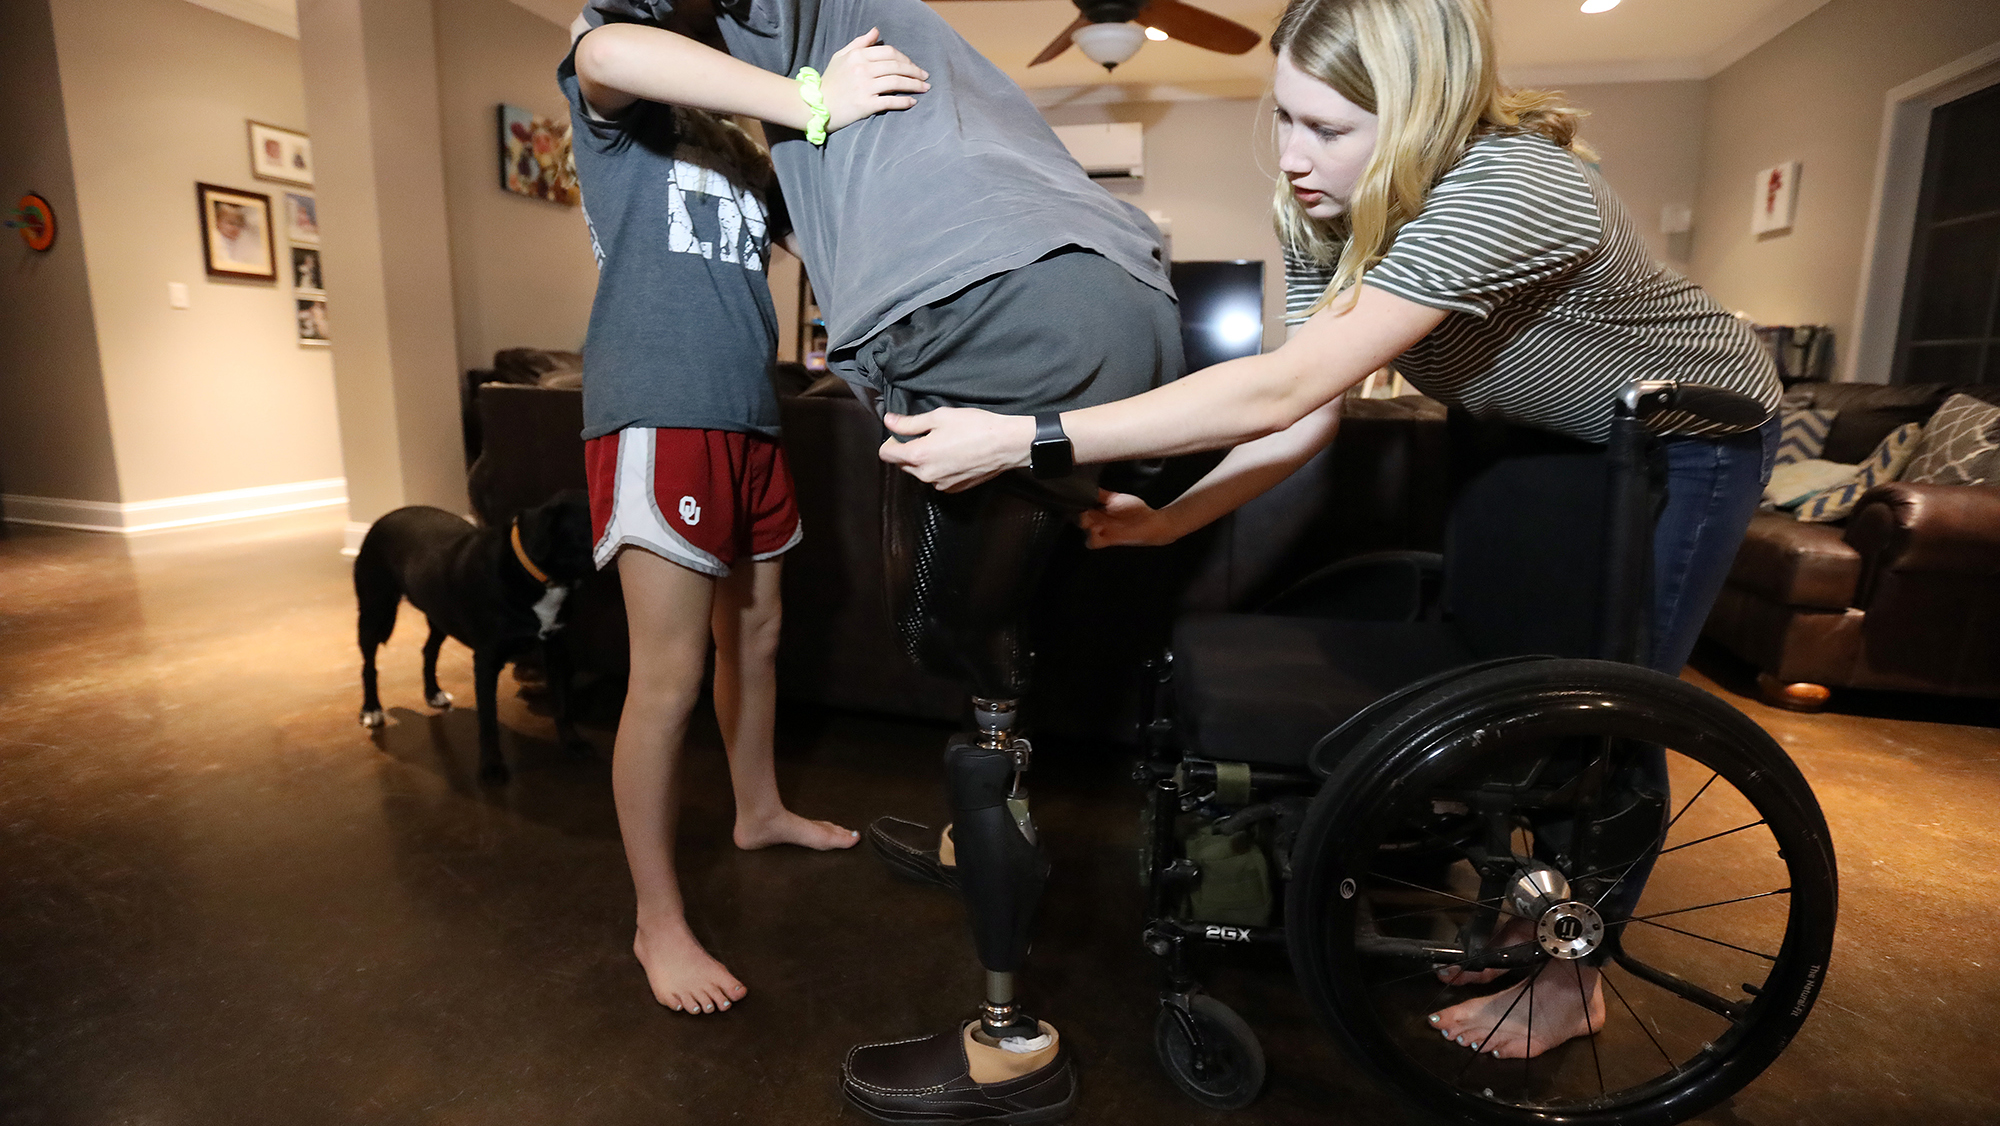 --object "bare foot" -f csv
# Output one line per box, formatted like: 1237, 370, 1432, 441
634, 919, 747, 1014
1429, 962, 1606, 1059
1436, 913, 1537, 986
733, 809, 860, 851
